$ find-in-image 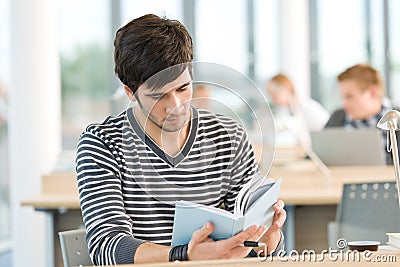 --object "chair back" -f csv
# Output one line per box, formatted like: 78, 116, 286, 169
58, 228, 92, 267
334, 181, 400, 246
